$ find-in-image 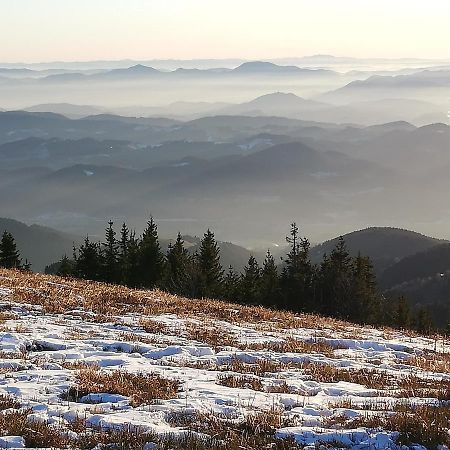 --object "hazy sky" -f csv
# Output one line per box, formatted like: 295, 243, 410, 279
1, 0, 450, 62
